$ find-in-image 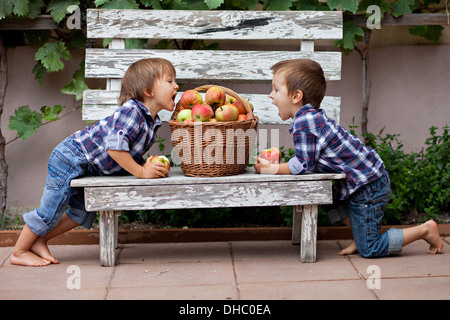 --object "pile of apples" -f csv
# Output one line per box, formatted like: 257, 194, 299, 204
173, 86, 253, 123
